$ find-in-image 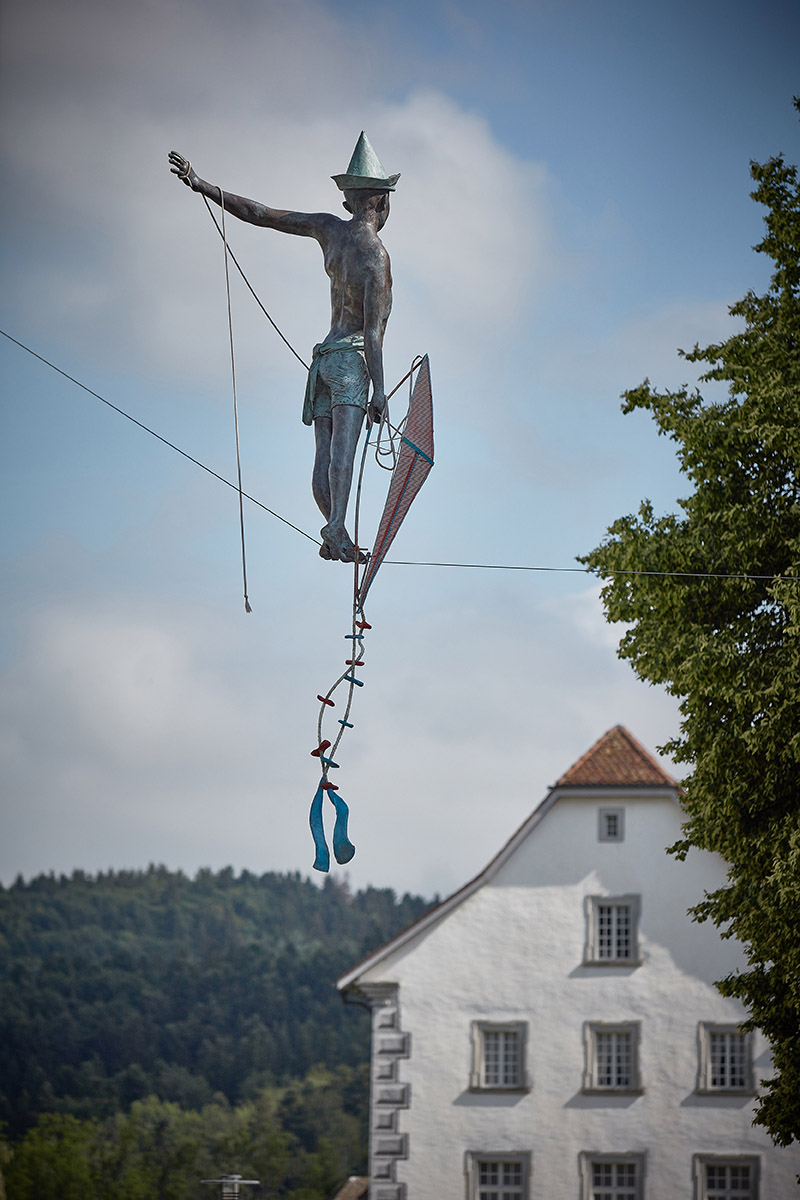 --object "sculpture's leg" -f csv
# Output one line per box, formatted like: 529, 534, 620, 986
313, 415, 333, 517
312, 416, 334, 559
321, 404, 366, 562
